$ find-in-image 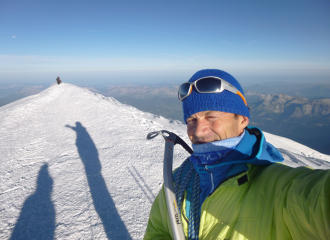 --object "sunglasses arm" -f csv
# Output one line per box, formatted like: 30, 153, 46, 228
222, 82, 248, 106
